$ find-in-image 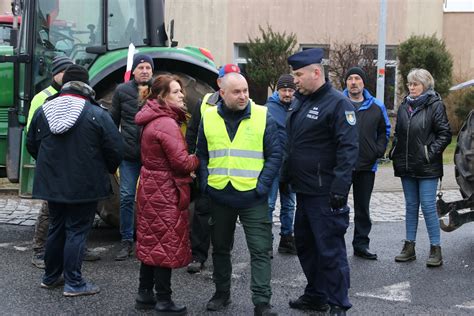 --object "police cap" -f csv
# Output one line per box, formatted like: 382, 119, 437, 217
288, 48, 324, 71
